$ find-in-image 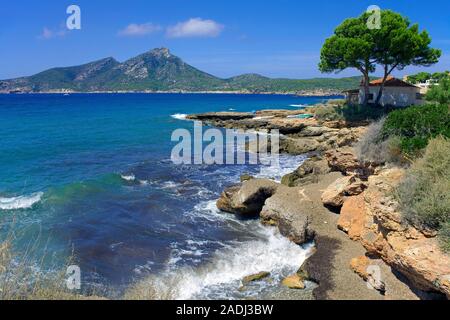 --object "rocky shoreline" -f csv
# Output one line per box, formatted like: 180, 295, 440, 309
189, 104, 450, 300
